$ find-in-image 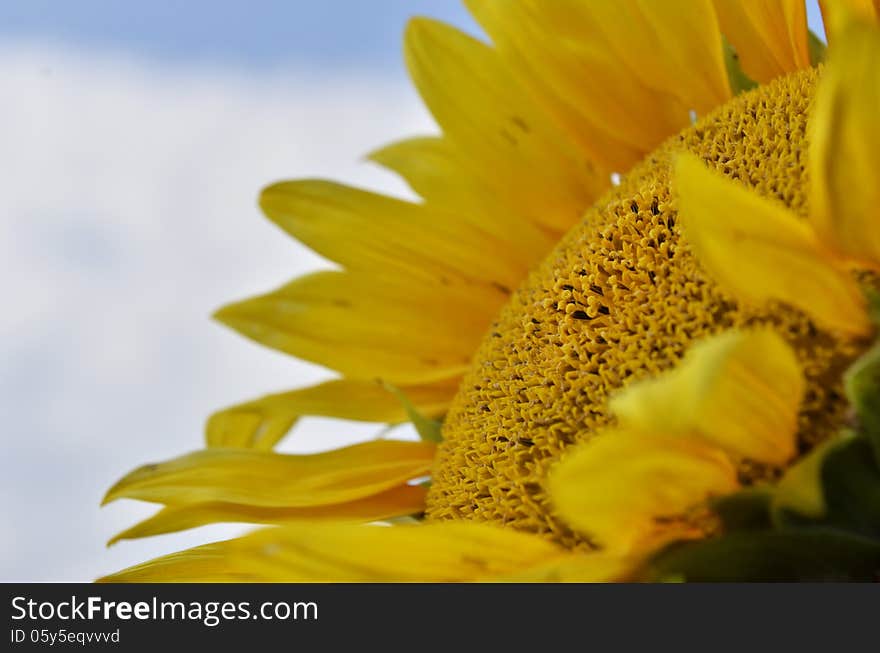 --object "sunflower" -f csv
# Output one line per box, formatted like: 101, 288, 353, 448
101, 1, 880, 582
